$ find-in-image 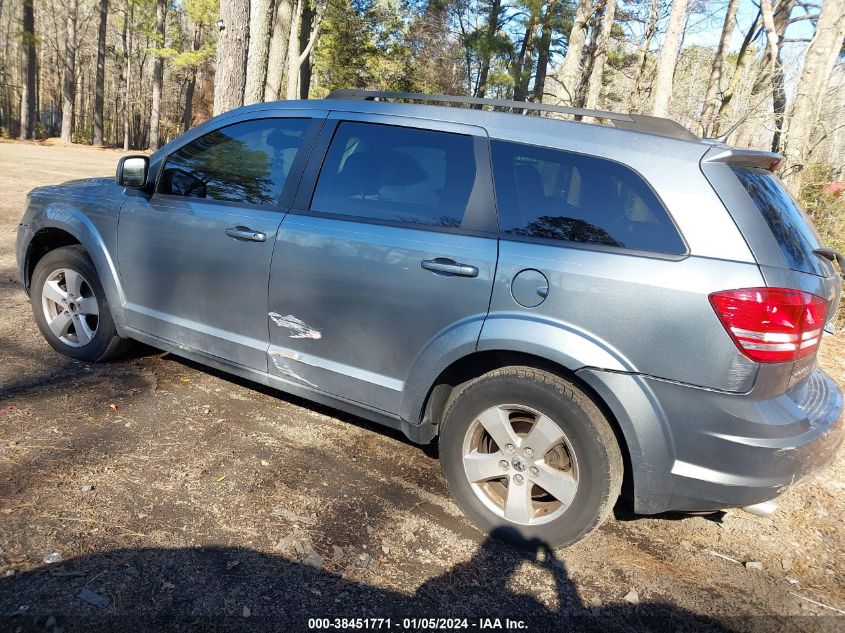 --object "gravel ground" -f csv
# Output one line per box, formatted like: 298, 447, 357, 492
0, 139, 843, 633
